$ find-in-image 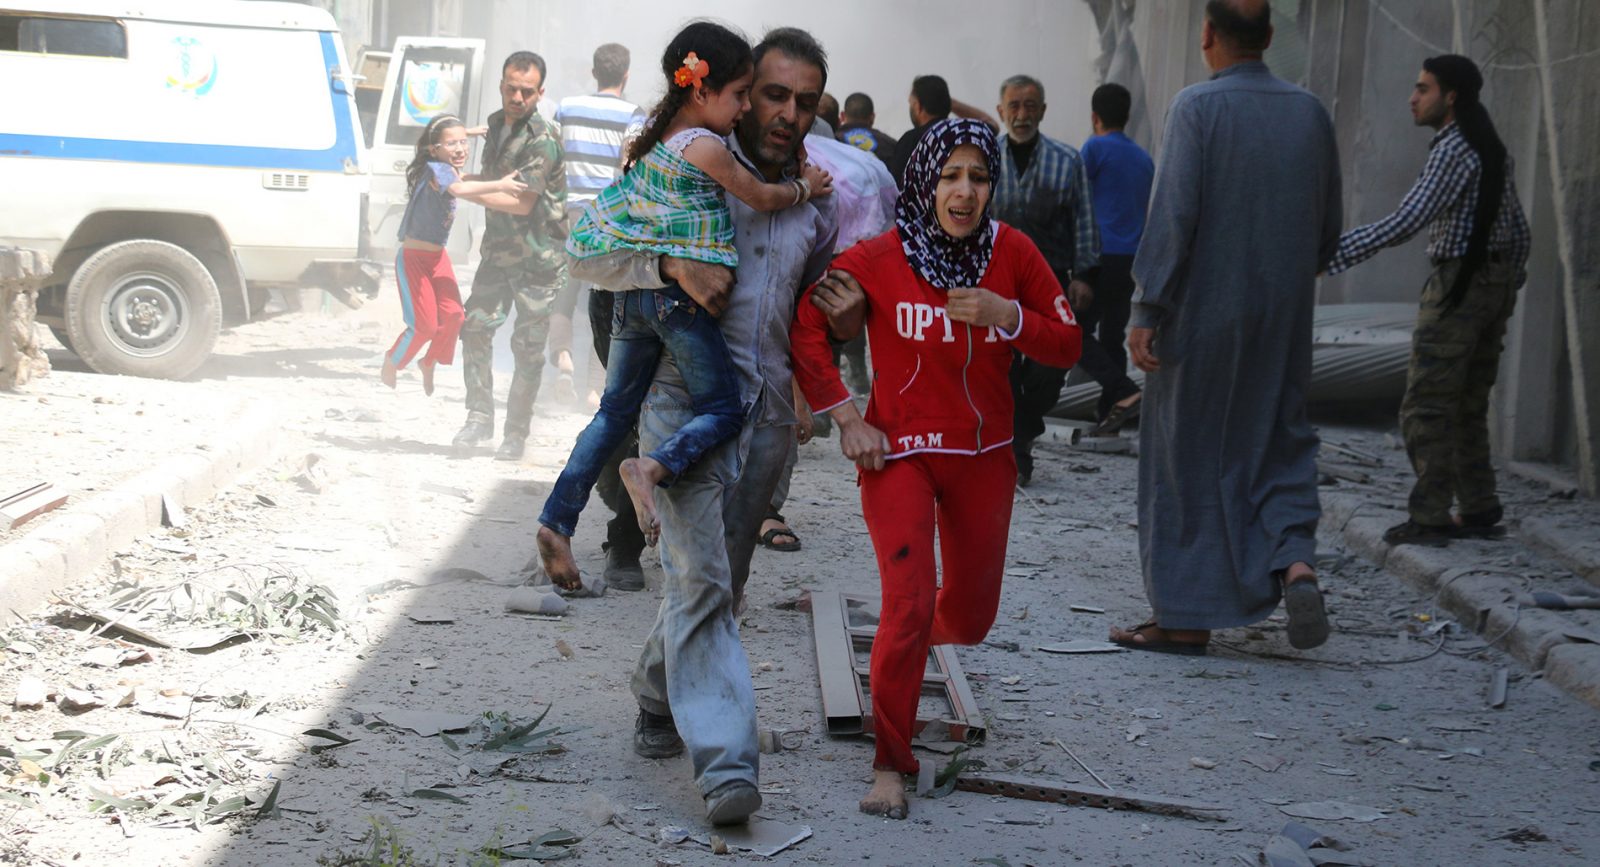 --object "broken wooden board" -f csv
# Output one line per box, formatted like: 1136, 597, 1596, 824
955, 773, 1227, 822
1, 482, 67, 529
